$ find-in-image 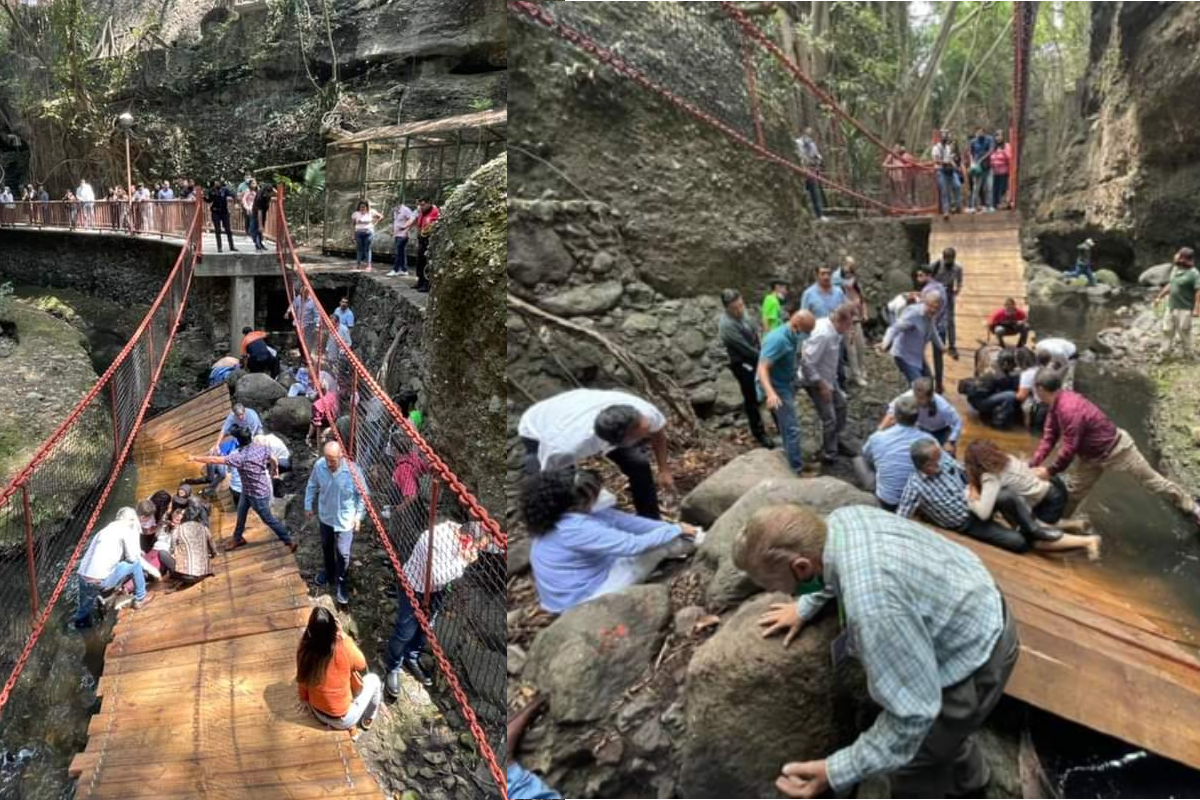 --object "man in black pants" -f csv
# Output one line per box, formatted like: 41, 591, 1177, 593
717, 289, 773, 449
414, 197, 439, 293
207, 180, 237, 253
